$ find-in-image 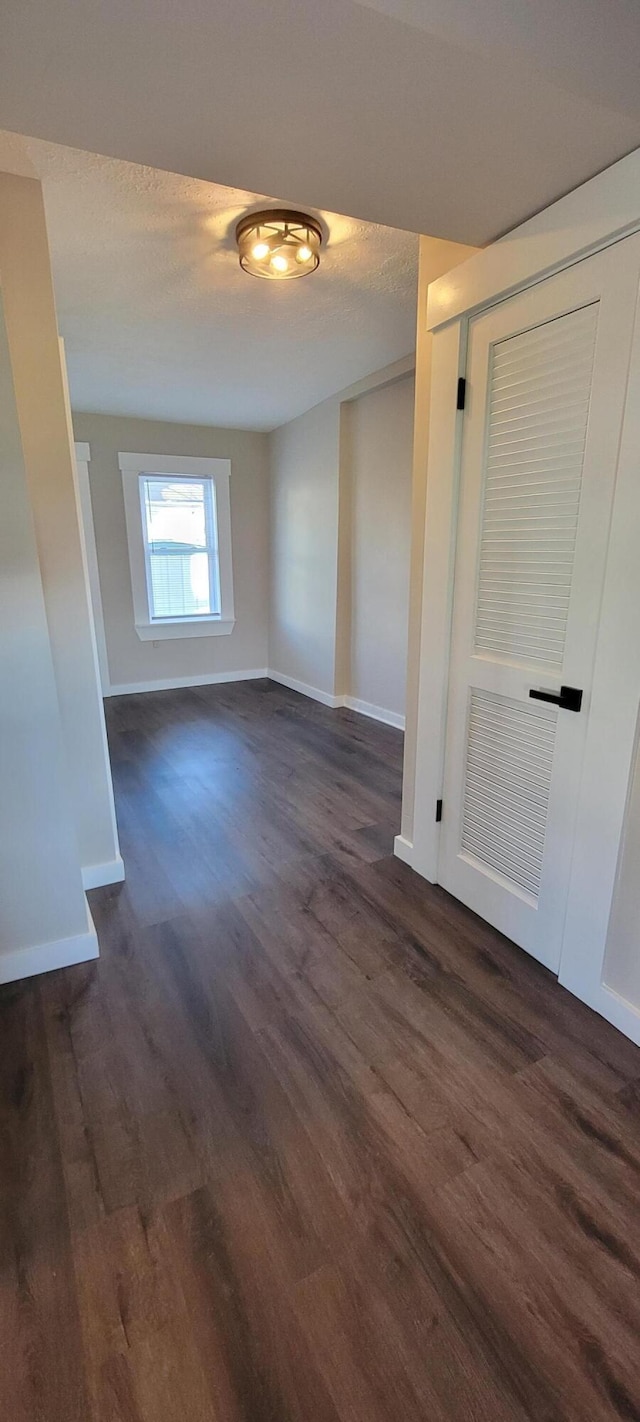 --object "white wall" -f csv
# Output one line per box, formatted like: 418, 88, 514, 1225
0, 172, 120, 884
0, 294, 96, 981
268, 397, 342, 698
73, 412, 270, 692
345, 375, 414, 720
